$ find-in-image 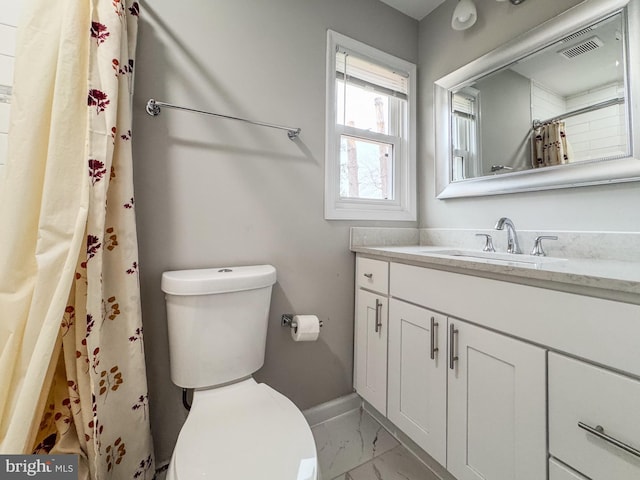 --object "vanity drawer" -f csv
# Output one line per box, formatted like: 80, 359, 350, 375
549, 353, 640, 480
356, 257, 388, 294
549, 459, 588, 480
